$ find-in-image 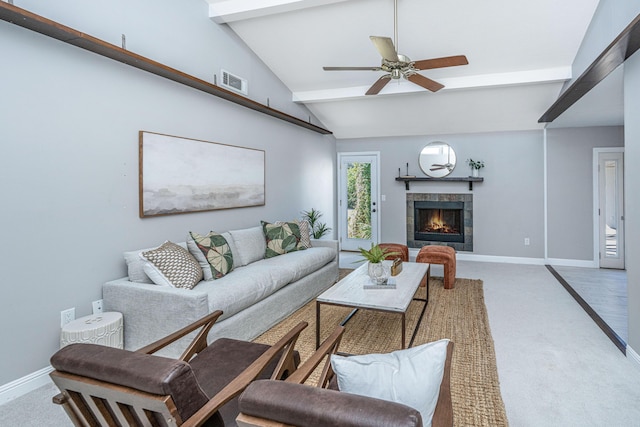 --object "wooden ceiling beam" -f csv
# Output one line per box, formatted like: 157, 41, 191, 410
0, 2, 332, 135
539, 13, 640, 123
